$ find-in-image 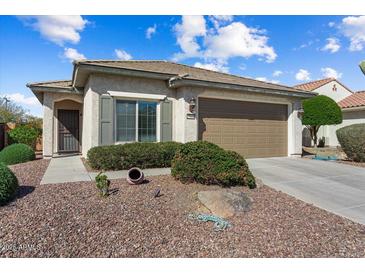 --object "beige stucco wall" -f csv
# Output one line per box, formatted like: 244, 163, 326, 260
82, 74, 176, 156
43, 73, 305, 158
42, 92, 83, 157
